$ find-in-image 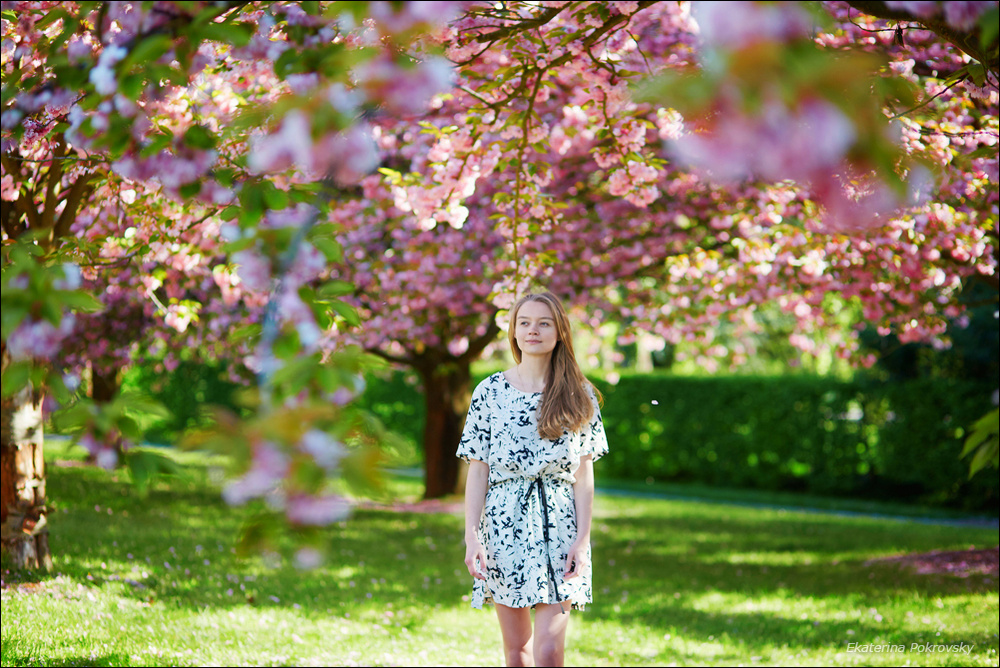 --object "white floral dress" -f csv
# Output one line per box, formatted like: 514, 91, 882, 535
457, 371, 608, 611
